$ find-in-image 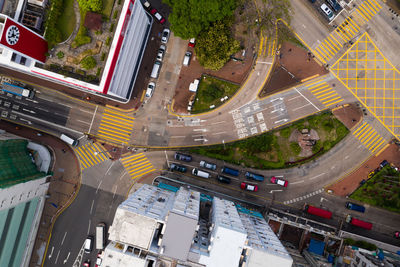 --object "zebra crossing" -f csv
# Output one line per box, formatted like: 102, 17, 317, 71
120, 153, 156, 180
97, 107, 134, 145
352, 122, 388, 153
283, 189, 324, 205
75, 142, 111, 169
313, 0, 382, 63
304, 80, 343, 107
